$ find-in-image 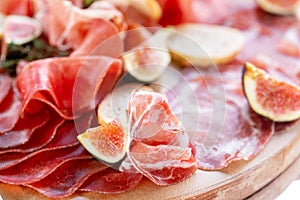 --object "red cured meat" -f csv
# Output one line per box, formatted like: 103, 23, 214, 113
0, 0, 33, 16
0, 82, 22, 133
0, 112, 64, 154
35, 0, 125, 56
79, 168, 143, 194
158, 0, 230, 26
44, 112, 94, 149
127, 91, 197, 185
16, 56, 122, 119
0, 75, 11, 103
0, 152, 27, 170
70, 18, 120, 57
0, 110, 49, 148
0, 145, 90, 184
0, 112, 93, 170
26, 158, 107, 198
